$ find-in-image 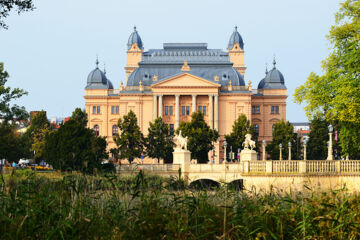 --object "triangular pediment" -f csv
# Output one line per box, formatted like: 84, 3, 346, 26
151, 73, 221, 88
